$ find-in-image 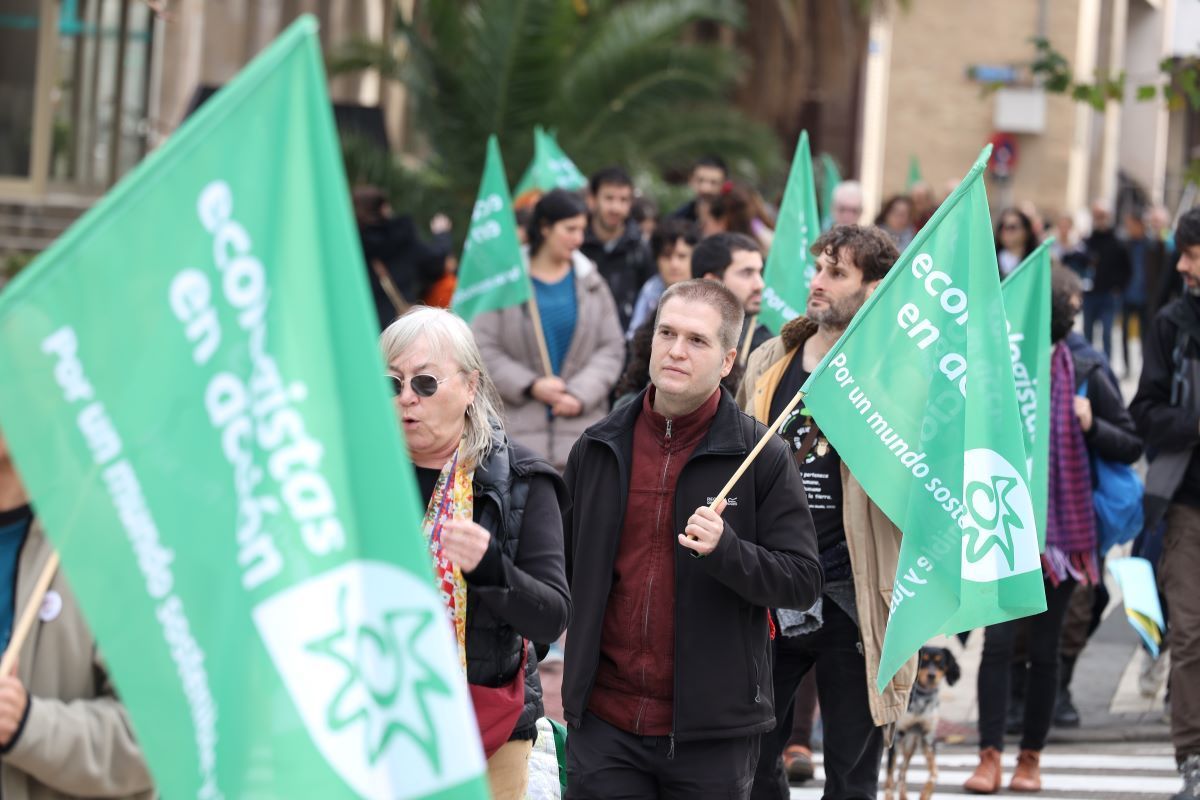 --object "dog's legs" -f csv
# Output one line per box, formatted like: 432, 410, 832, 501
898, 735, 919, 800
919, 736, 938, 800
884, 742, 897, 800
